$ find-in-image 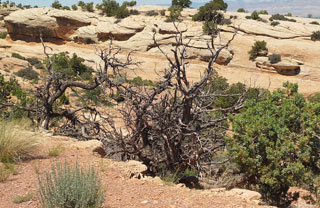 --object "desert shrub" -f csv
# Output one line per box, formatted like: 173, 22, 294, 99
270, 21, 280, 27
248, 40, 268, 60
237, 8, 245, 13
0, 119, 39, 163
146, 10, 158, 16
11, 53, 25, 60
172, 0, 192, 8
311, 31, 320, 41
192, 0, 228, 22
269, 14, 286, 21
13, 193, 33, 204
258, 10, 268, 15
99, 0, 120, 17
310, 21, 320, 25
14, 66, 37, 80
166, 5, 183, 22
78, 1, 94, 12
269, 14, 296, 22
130, 9, 140, 15
122, 1, 137, 7
62, 6, 70, 10
0, 74, 31, 119
227, 82, 320, 206
268, 54, 281, 64
0, 32, 7, 39
80, 87, 114, 106
48, 145, 65, 157
26, 58, 44, 69
38, 161, 105, 208
127, 76, 155, 87
115, 5, 130, 19
250, 10, 259, 20
308, 14, 313, 18
14, 67, 39, 81
51, 0, 62, 9
285, 13, 292, 17
71, 4, 77, 10
44, 52, 93, 81
160, 9, 166, 16
309, 93, 320, 103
